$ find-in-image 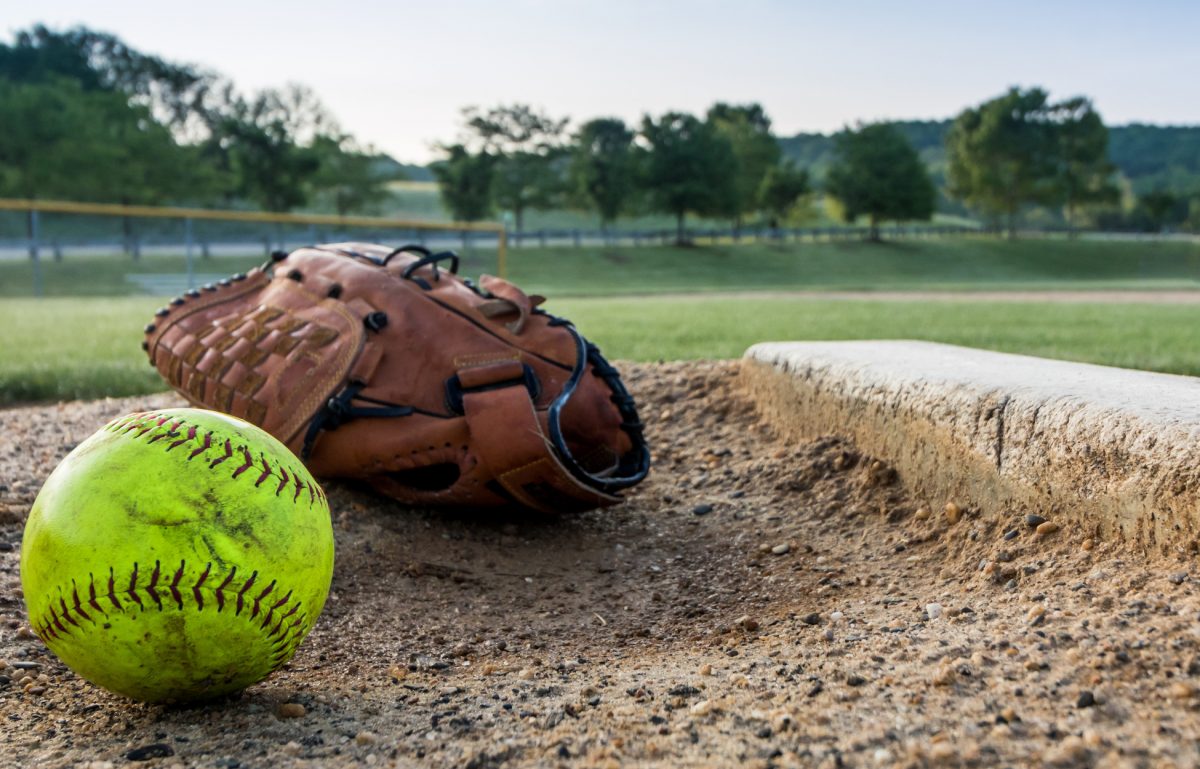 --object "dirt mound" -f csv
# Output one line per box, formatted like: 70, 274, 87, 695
1, 362, 1198, 767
